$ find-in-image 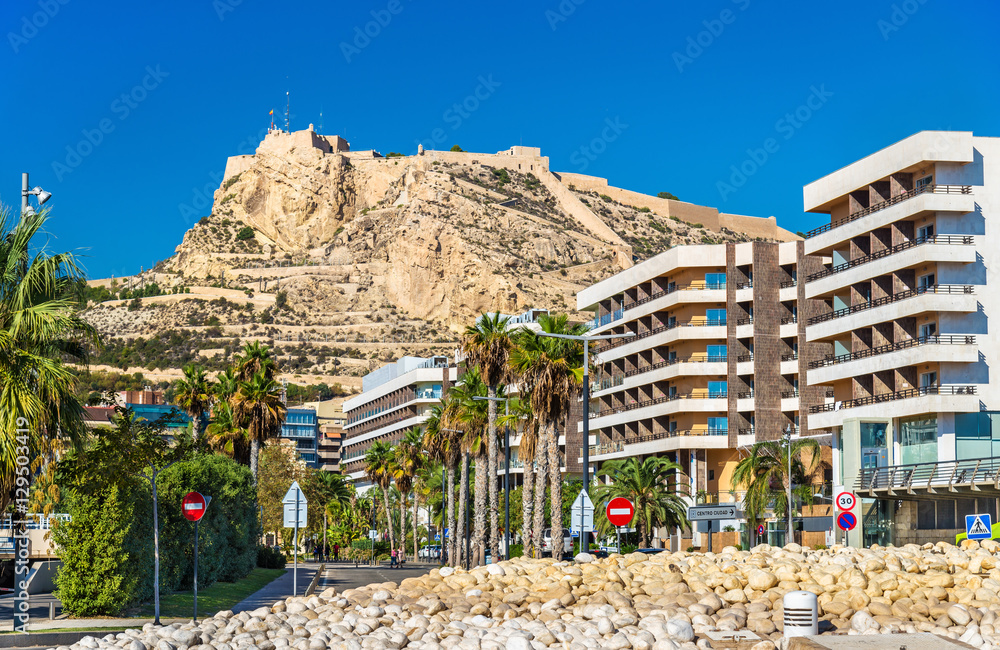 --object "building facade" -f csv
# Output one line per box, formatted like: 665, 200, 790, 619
802, 131, 999, 546
281, 407, 320, 467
